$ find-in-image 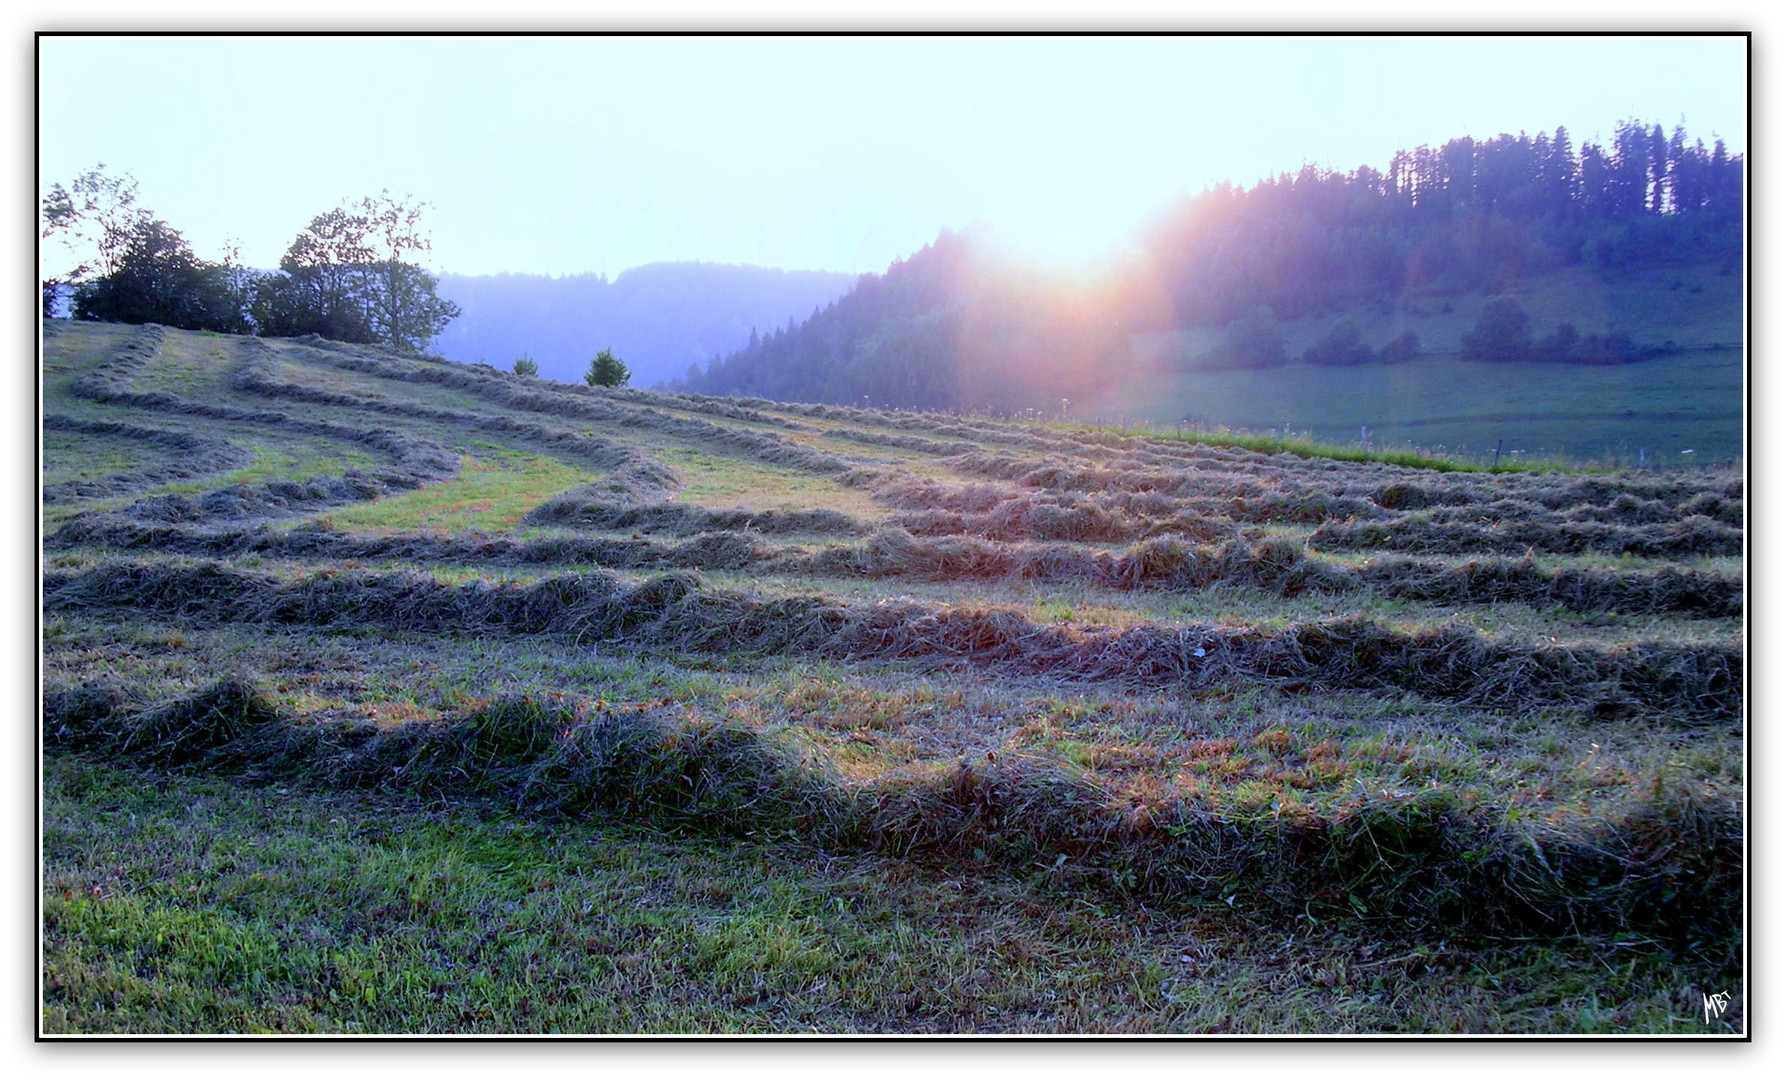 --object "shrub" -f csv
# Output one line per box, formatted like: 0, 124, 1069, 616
1459, 296, 1533, 363
1302, 317, 1374, 366
1378, 328, 1419, 364
1203, 307, 1287, 369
